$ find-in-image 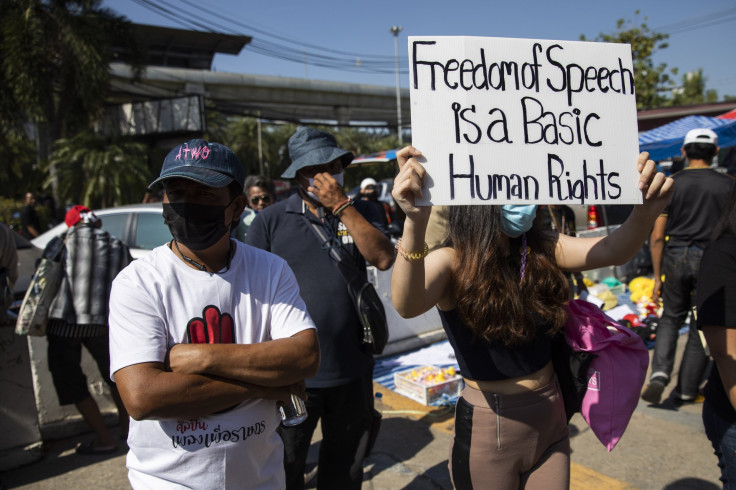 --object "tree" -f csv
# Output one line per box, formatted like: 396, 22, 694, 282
213, 119, 401, 189
214, 117, 297, 179
49, 132, 150, 209
0, 131, 37, 198
581, 11, 677, 110
670, 69, 719, 106
0, 0, 142, 201
331, 127, 400, 189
